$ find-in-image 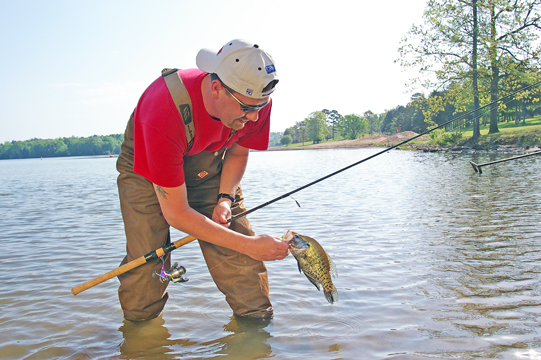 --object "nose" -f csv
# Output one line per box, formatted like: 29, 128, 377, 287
245, 110, 259, 122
